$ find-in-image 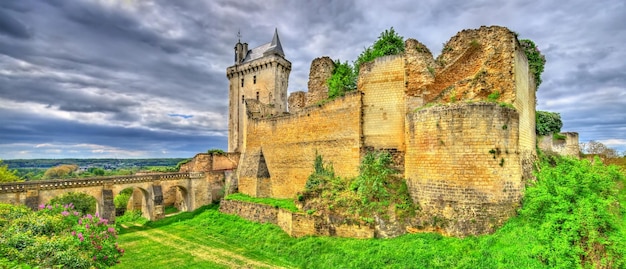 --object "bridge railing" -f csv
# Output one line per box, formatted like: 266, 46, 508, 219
0, 172, 205, 193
